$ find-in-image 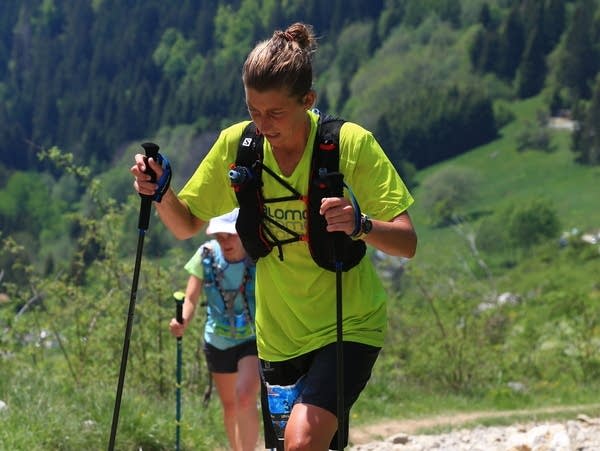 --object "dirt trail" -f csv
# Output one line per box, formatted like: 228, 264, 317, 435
348, 403, 600, 445
241, 404, 600, 450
